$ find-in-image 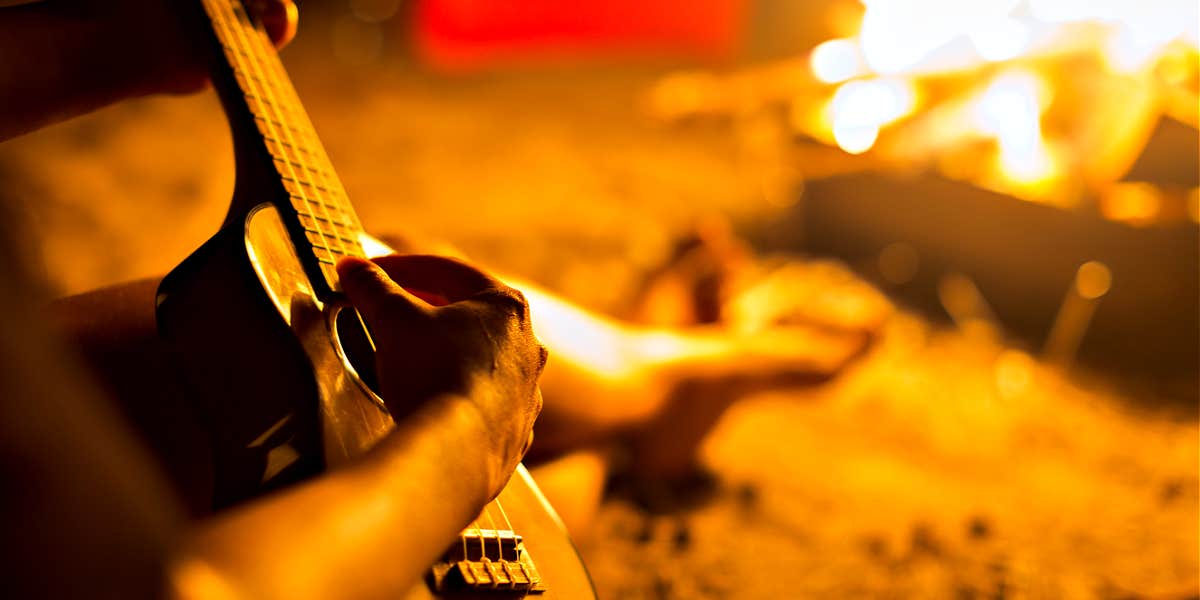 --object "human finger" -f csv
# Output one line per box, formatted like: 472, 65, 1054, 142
336, 256, 430, 326
370, 255, 508, 304
245, 0, 298, 48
